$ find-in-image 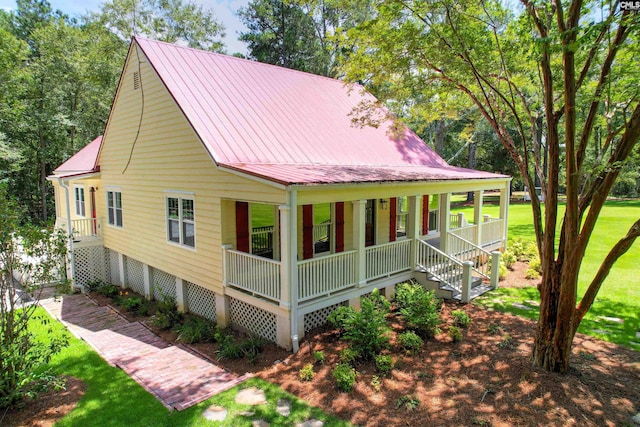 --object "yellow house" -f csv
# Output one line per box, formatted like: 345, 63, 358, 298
50, 37, 511, 350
